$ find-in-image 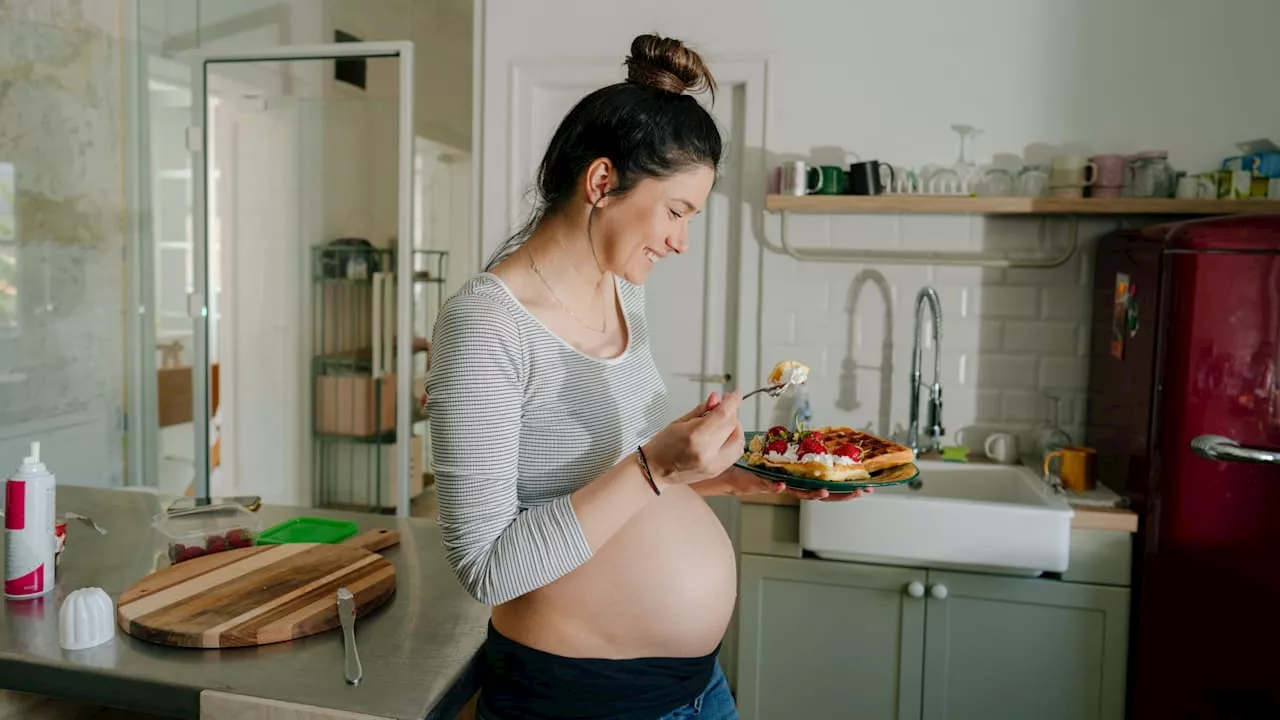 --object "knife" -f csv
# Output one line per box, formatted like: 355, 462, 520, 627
337, 587, 362, 685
